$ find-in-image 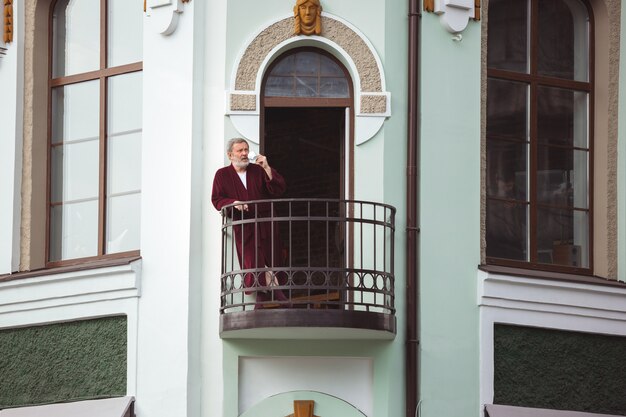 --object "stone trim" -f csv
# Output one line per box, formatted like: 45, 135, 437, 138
360, 95, 387, 114
234, 15, 383, 95
230, 93, 257, 112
